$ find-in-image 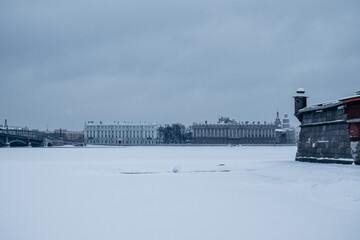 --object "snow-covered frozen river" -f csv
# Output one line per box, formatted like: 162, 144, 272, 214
1, 146, 360, 240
